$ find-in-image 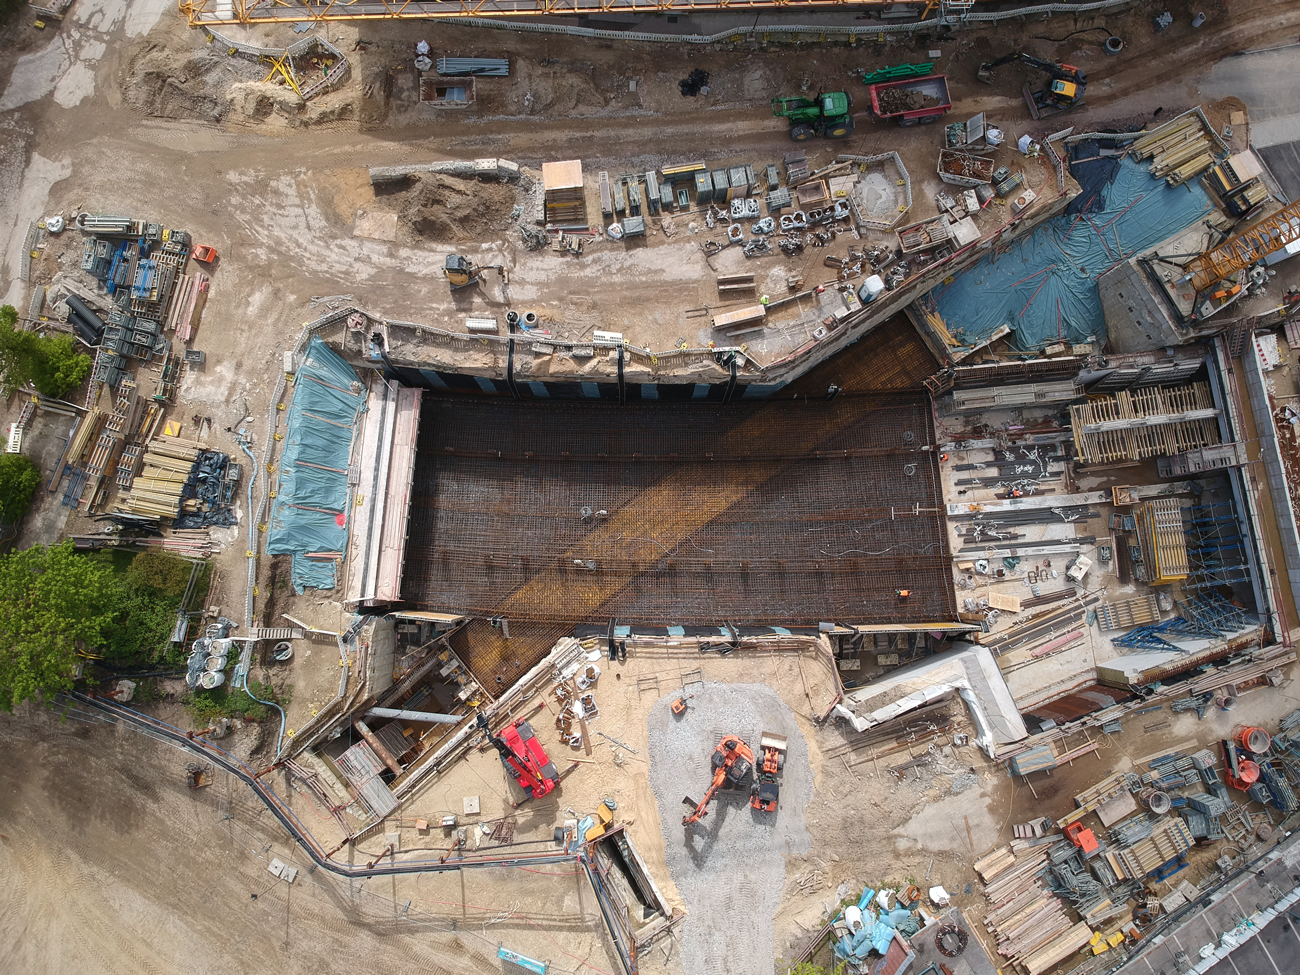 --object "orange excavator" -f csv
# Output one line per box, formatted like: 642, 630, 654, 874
682, 735, 754, 826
